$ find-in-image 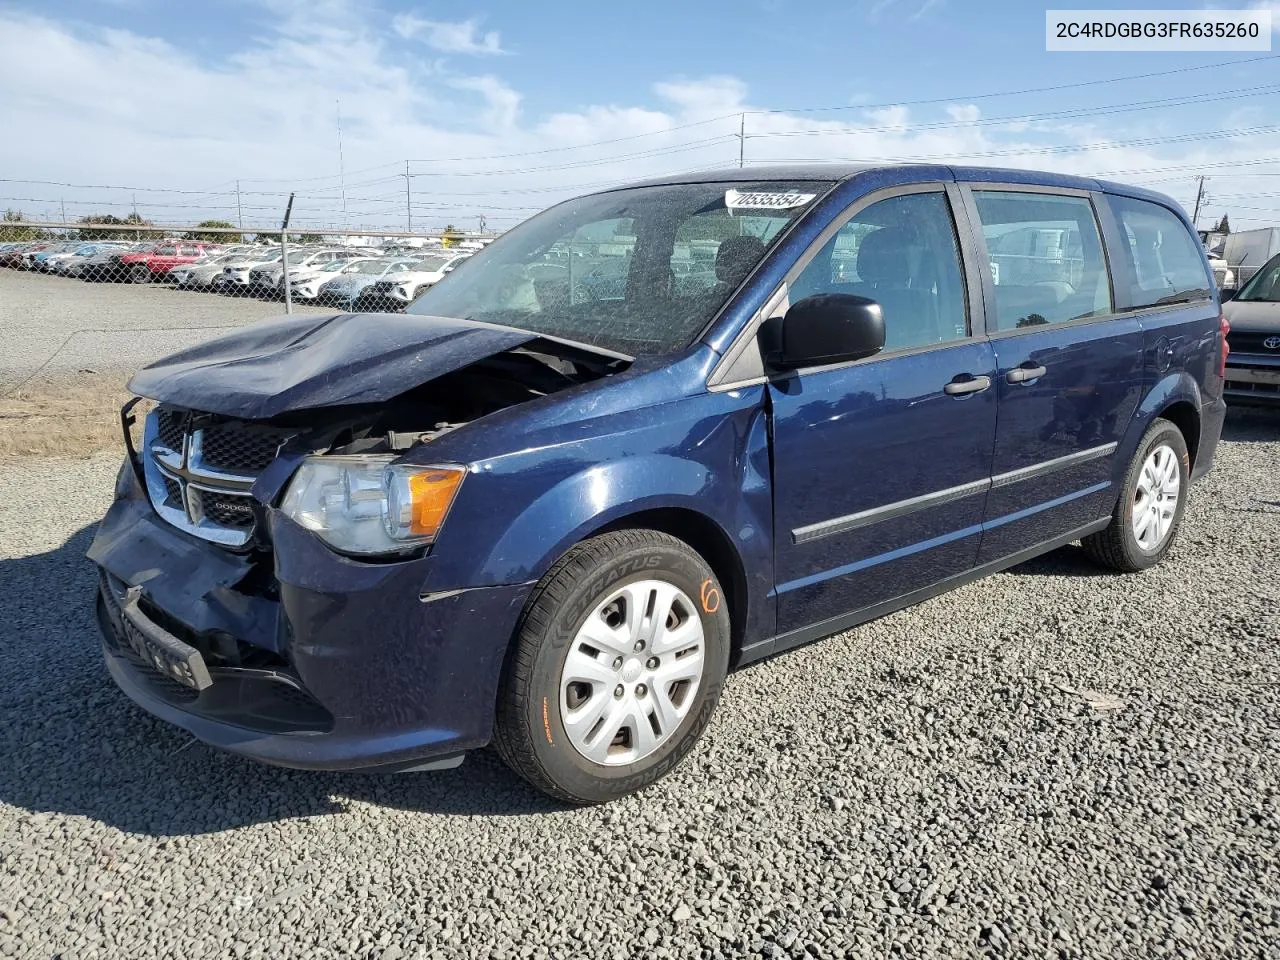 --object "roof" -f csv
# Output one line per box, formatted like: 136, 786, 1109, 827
625, 163, 879, 187
612, 163, 1179, 209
